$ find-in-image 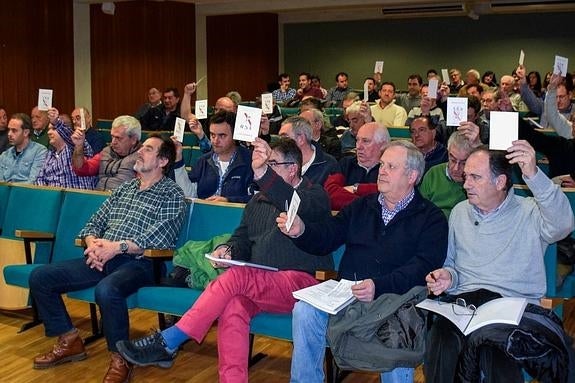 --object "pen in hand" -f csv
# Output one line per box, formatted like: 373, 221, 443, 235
430, 272, 437, 282
354, 272, 357, 285
220, 245, 233, 259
